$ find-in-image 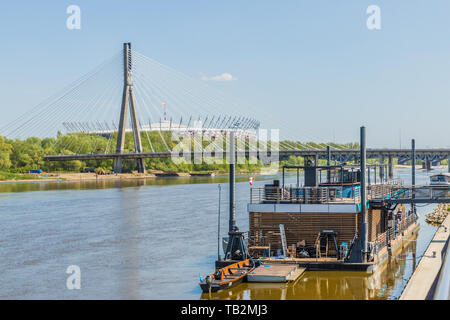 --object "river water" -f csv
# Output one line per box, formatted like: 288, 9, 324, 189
0, 168, 440, 299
